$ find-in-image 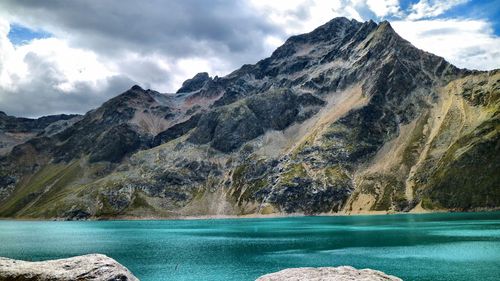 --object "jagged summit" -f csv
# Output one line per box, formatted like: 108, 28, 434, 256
176, 72, 213, 93
130, 84, 144, 91
0, 17, 498, 219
